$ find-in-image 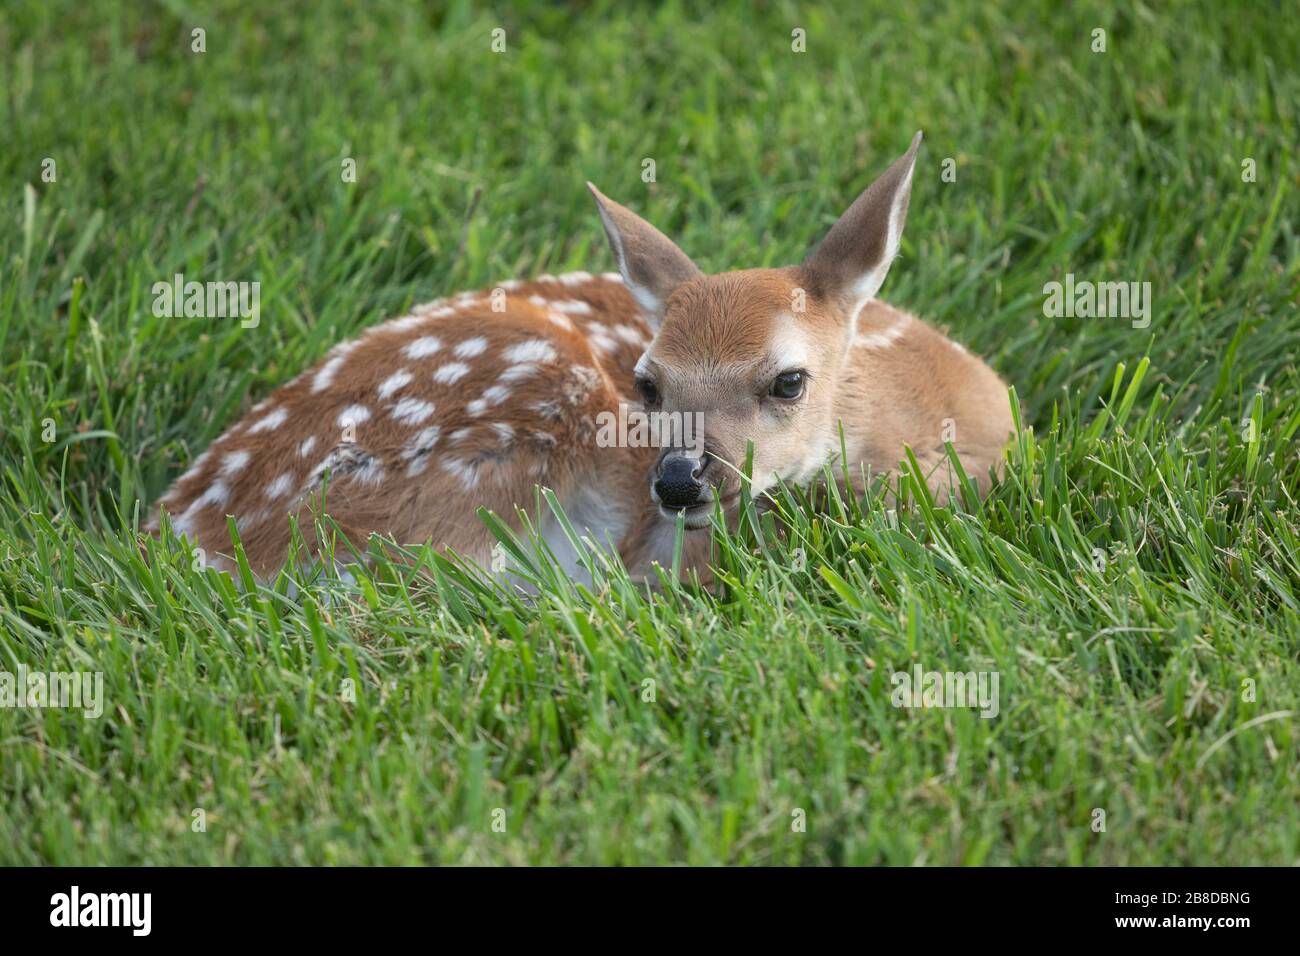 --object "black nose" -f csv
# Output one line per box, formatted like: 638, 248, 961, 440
654, 456, 704, 508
